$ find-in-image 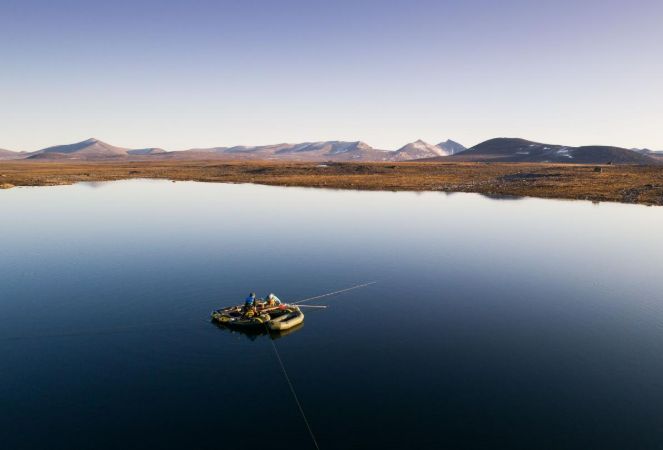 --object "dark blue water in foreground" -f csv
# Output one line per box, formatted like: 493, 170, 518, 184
2, 180, 663, 449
